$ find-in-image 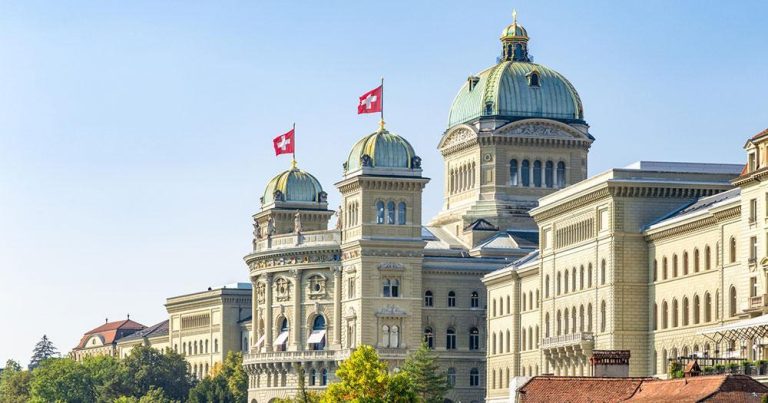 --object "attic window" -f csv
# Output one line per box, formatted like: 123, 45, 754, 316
467, 76, 480, 91
527, 71, 540, 87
